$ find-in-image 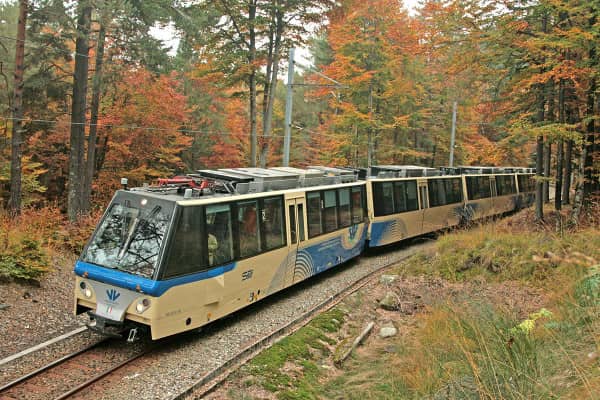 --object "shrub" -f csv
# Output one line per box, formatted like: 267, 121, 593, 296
0, 233, 49, 282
